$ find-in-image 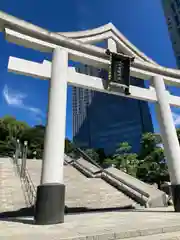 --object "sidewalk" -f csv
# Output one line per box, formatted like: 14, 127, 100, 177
1, 207, 180, 239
